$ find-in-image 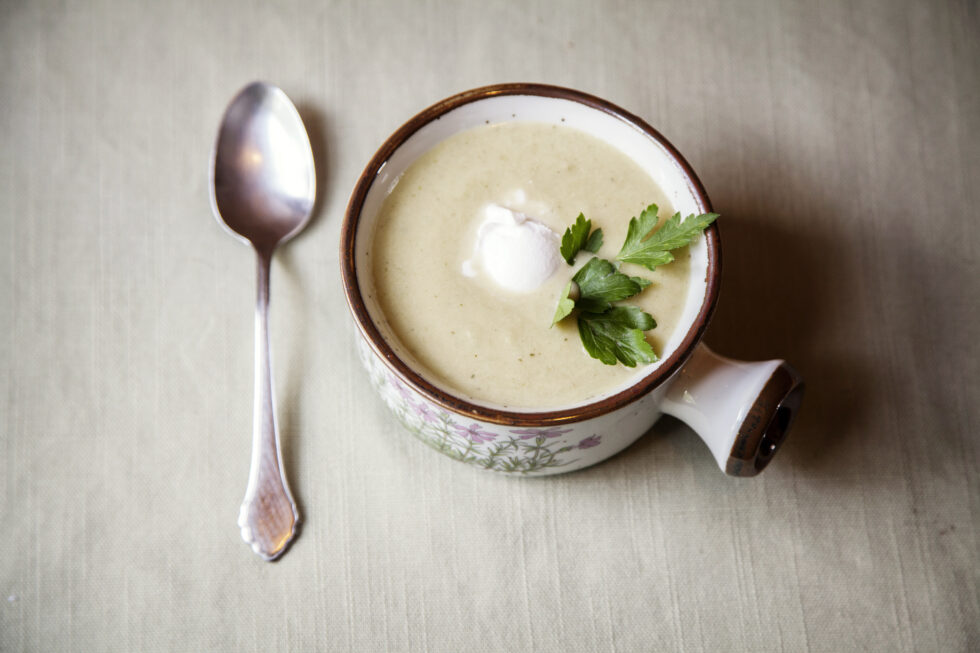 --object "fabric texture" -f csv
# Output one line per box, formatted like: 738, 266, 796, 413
1, 0, 977, 650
